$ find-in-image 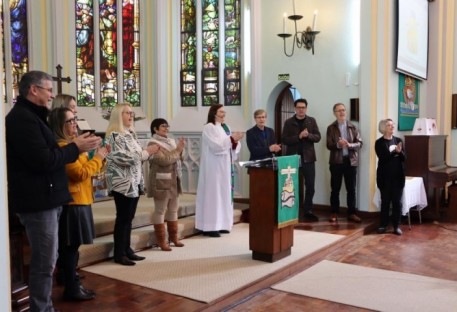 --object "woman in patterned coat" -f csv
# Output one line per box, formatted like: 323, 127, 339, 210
105, 103, 159, 266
